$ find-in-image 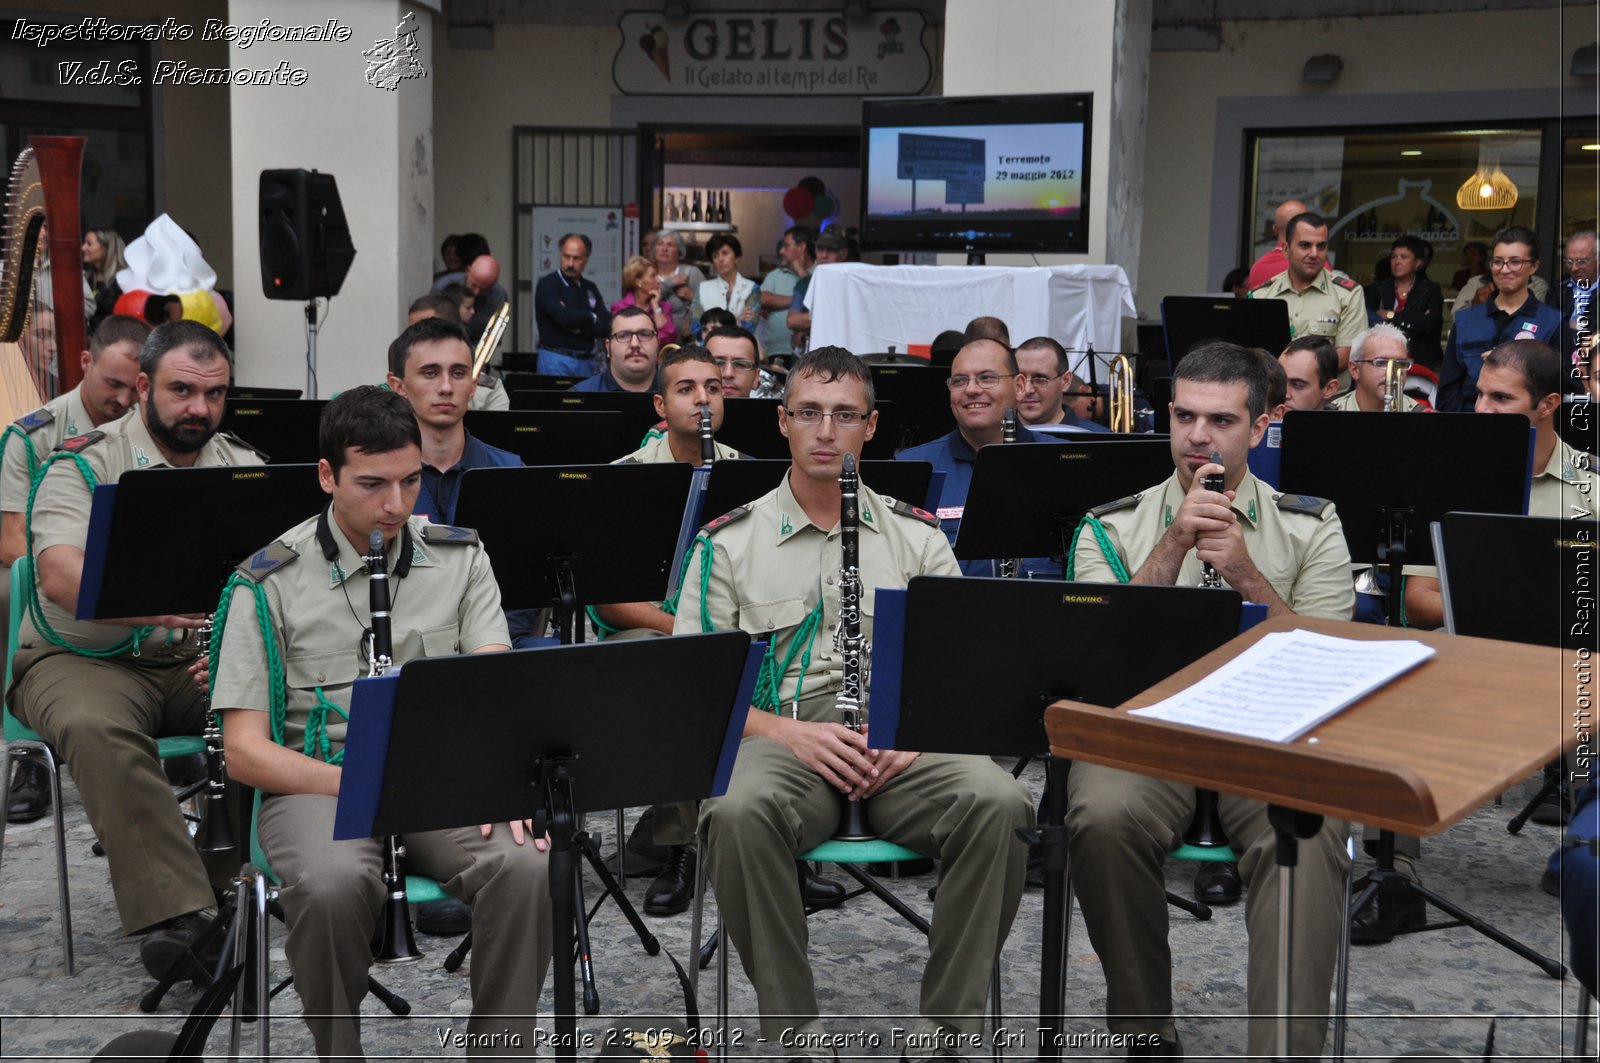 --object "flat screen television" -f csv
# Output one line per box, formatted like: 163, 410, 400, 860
860, 93, 1093, 256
